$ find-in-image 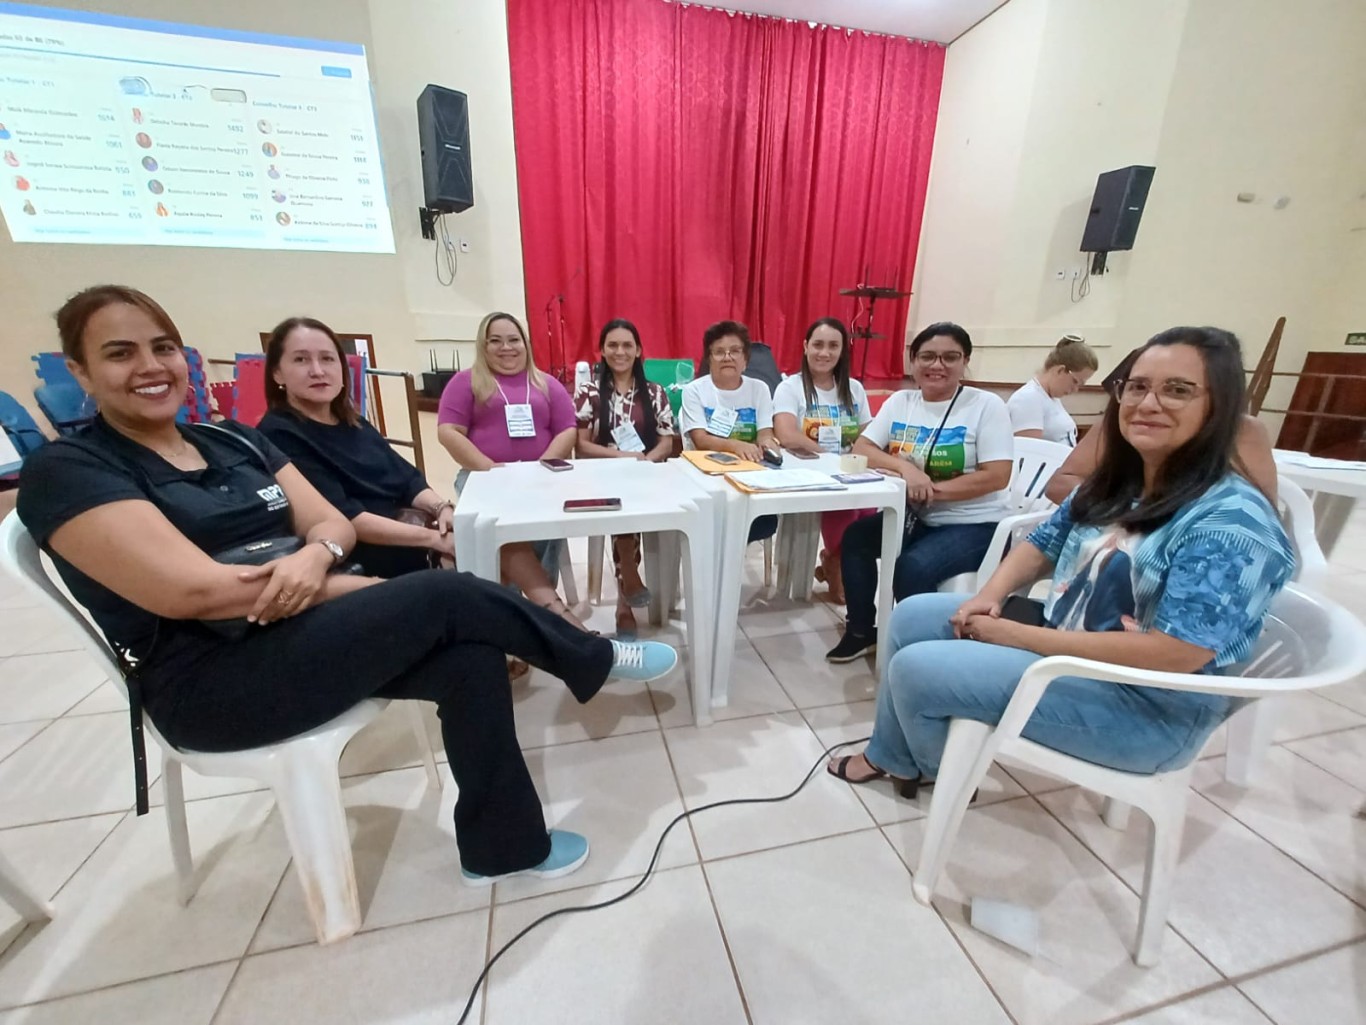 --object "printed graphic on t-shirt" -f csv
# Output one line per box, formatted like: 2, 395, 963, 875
1049, 526, 1138, 632
702, 406, 758, 442
801, 404, 861, 450
887, 423, 967, 480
